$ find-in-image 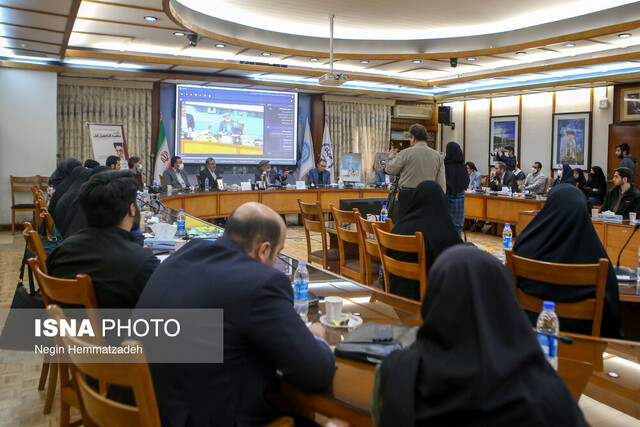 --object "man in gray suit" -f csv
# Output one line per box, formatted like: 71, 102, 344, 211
162, 156, 190, 190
